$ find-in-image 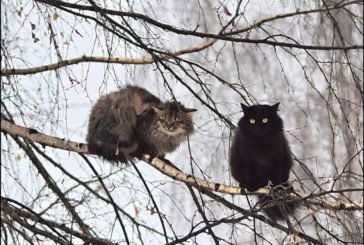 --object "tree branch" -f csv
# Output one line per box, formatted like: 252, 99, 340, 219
1, 198, 113, 244
3, 0, 362, 77
0, 37, 215, 76
1, 118, 362, 211
34, 0, 362, 50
